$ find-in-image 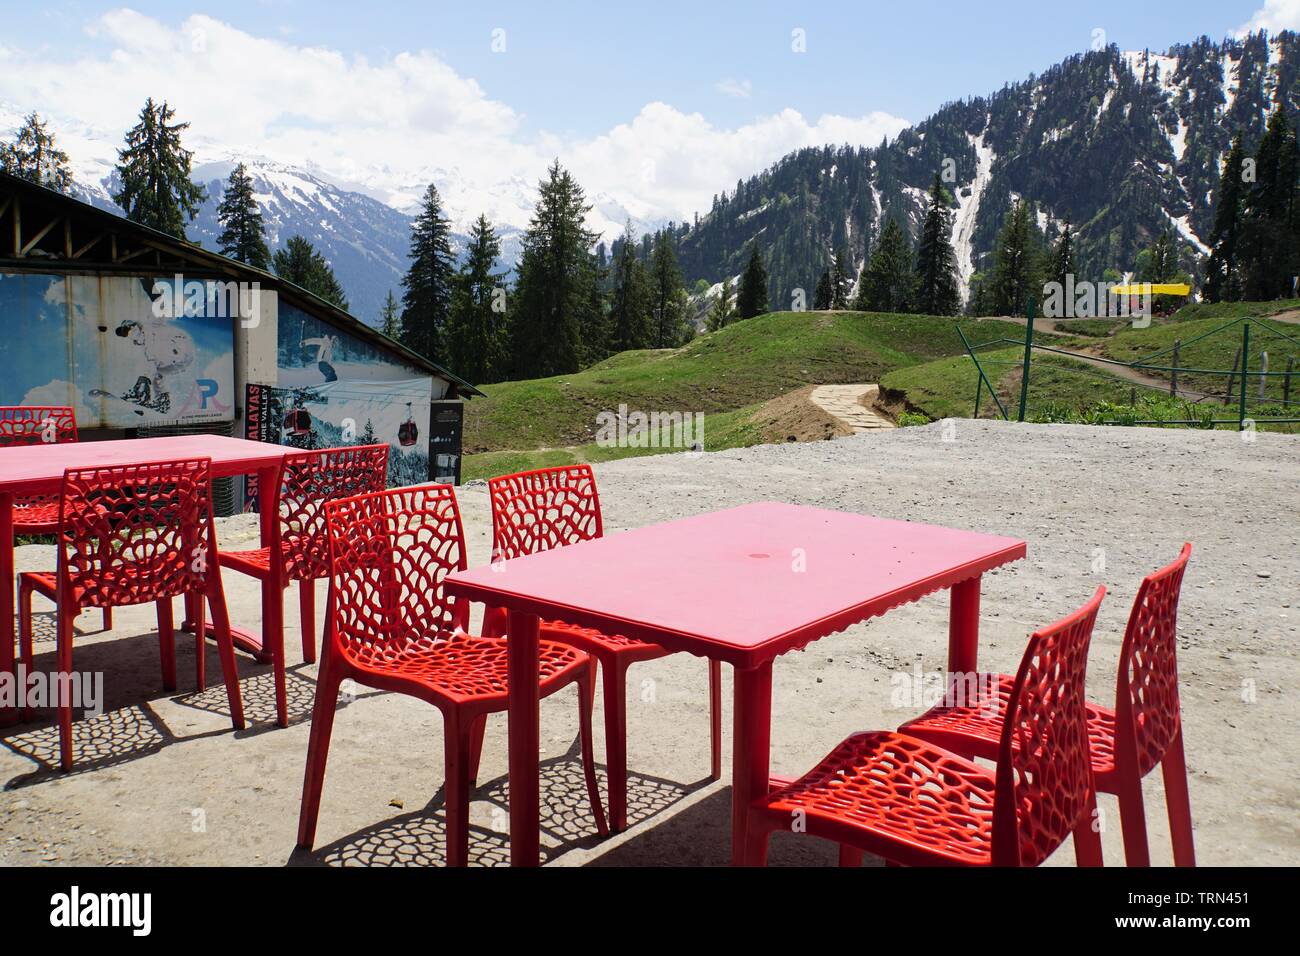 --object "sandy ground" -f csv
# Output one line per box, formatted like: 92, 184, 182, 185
1, 420, 1295, 867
